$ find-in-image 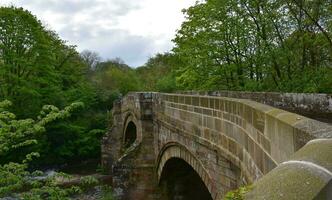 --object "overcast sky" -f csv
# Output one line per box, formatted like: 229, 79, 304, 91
0, 0, 196, 67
